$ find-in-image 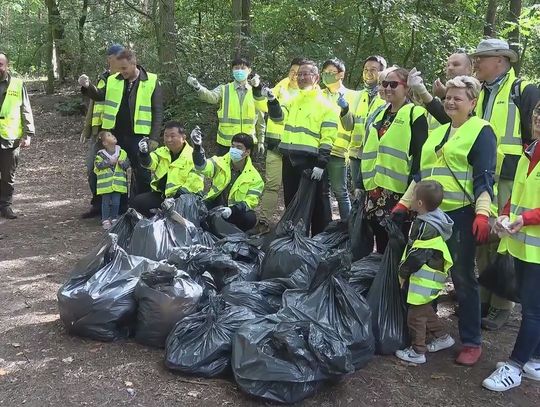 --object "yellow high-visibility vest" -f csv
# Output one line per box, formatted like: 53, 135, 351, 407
217, 82, 257, 147
0, 77, 24, 141
94, 149, 129, 195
